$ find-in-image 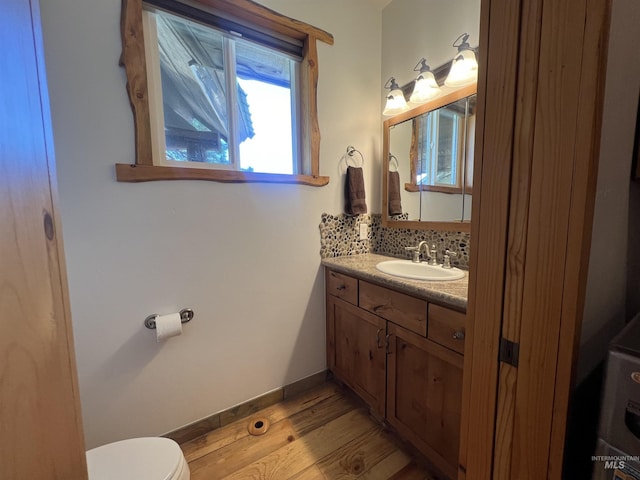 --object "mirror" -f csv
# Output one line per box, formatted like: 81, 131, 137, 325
383, 84, 476, 231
